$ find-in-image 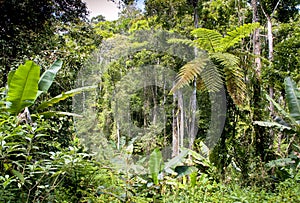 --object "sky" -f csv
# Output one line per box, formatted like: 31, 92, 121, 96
83, 0, 120, 21
82, 0, 145, 21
